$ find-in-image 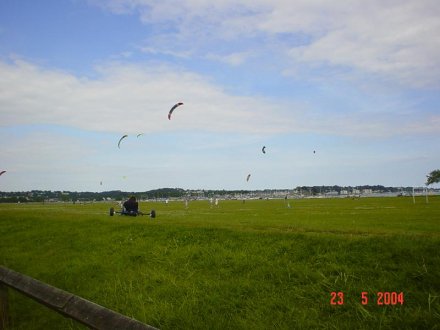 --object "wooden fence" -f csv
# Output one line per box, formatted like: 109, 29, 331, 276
0, 266, 158, 330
